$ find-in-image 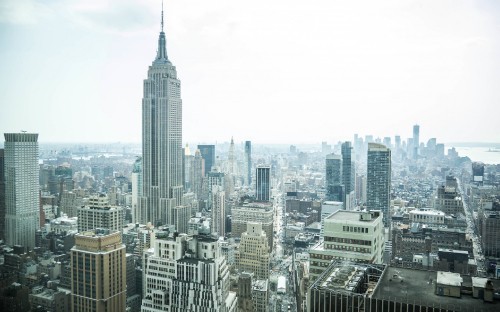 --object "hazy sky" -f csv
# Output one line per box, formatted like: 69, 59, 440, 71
1, 0, 499, 145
